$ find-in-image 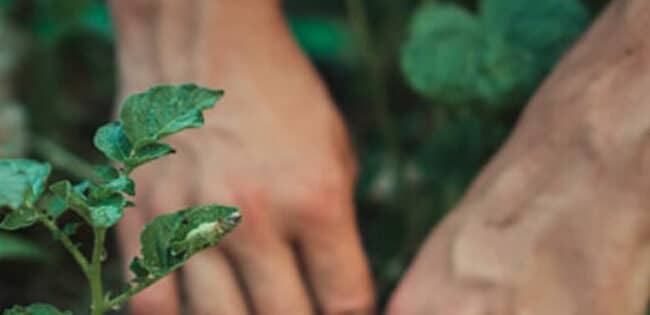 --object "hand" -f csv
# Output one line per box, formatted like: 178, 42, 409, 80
387, 2, 650, 314
110, 1, 375, 314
